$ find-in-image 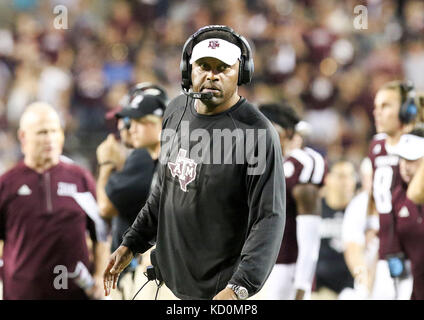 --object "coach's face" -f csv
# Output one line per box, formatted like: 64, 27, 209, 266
399, 158, 422, 184
19, 107, 64, 166
191, 57, 239, 111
